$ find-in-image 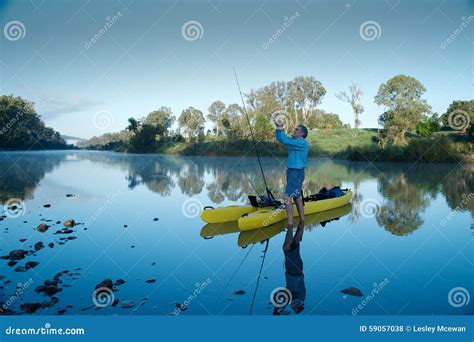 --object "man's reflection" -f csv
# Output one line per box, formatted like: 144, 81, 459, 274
273, 223, 306, 315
